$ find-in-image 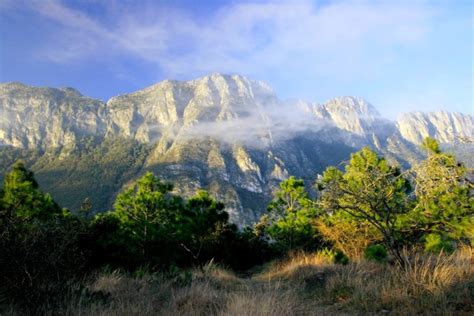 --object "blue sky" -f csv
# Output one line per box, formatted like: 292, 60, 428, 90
0, 0, 472, 118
